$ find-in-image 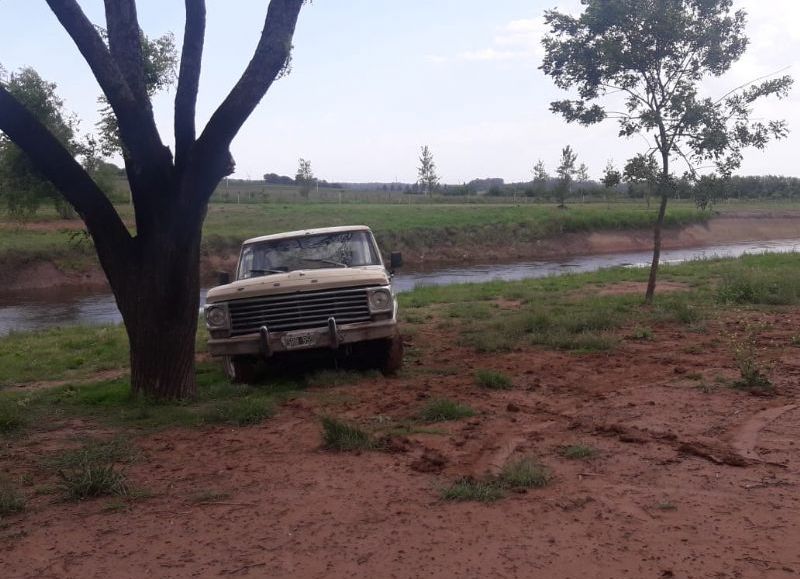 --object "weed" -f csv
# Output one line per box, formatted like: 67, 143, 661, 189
474, 370, 513, 390
321, 417, 379, 451
629, 326, 654, 341
561, 444, 598, 460
696, 381, 718, 394
46, 437, 137, 470
499, 457, 551, 489
419, 399, 475, 423
730, 328, 773, 393
0, 479, 25, 517
58, 459, 129, 501
440, 478, 505, 503
717, 267, 800, 306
